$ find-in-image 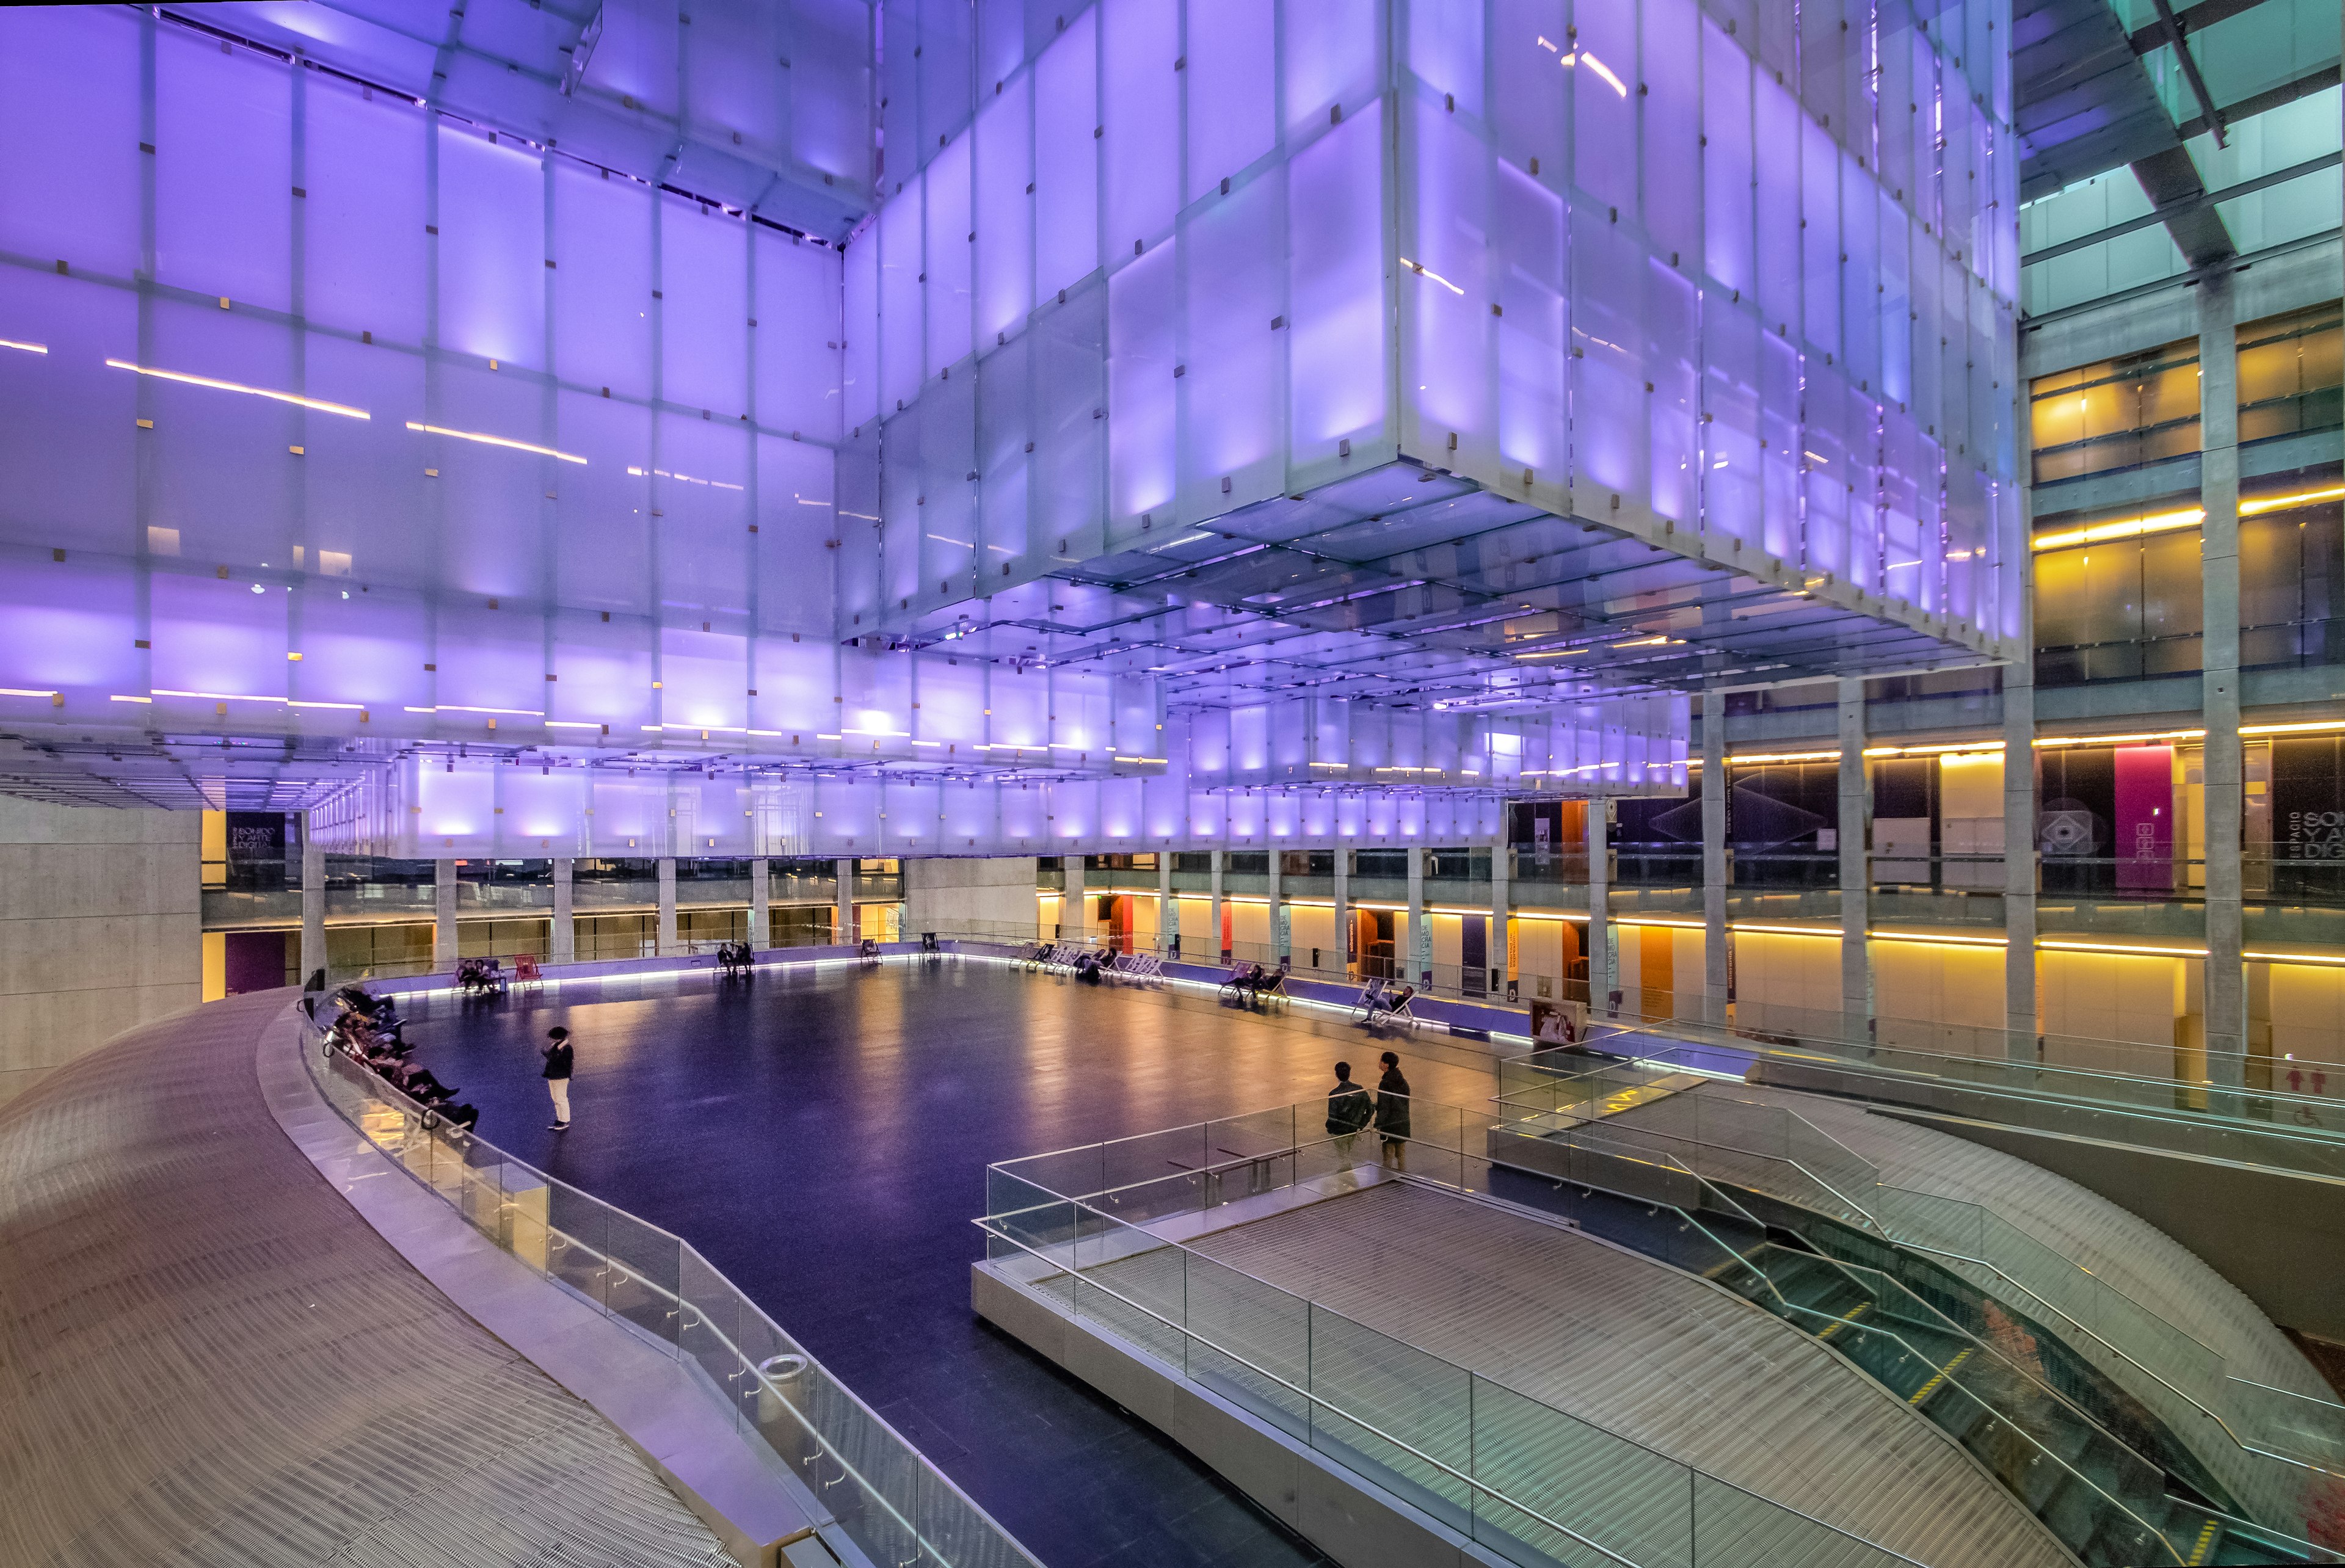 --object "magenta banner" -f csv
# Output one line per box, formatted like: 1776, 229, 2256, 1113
2114, 746, 2174, 892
